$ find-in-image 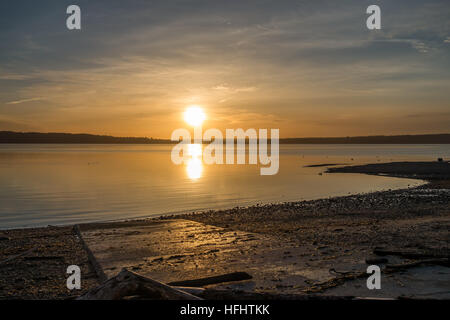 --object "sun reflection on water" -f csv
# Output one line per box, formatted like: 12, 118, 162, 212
187, 143, 202, 158
186, 157, 202, 180
186, 144, 203, 180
